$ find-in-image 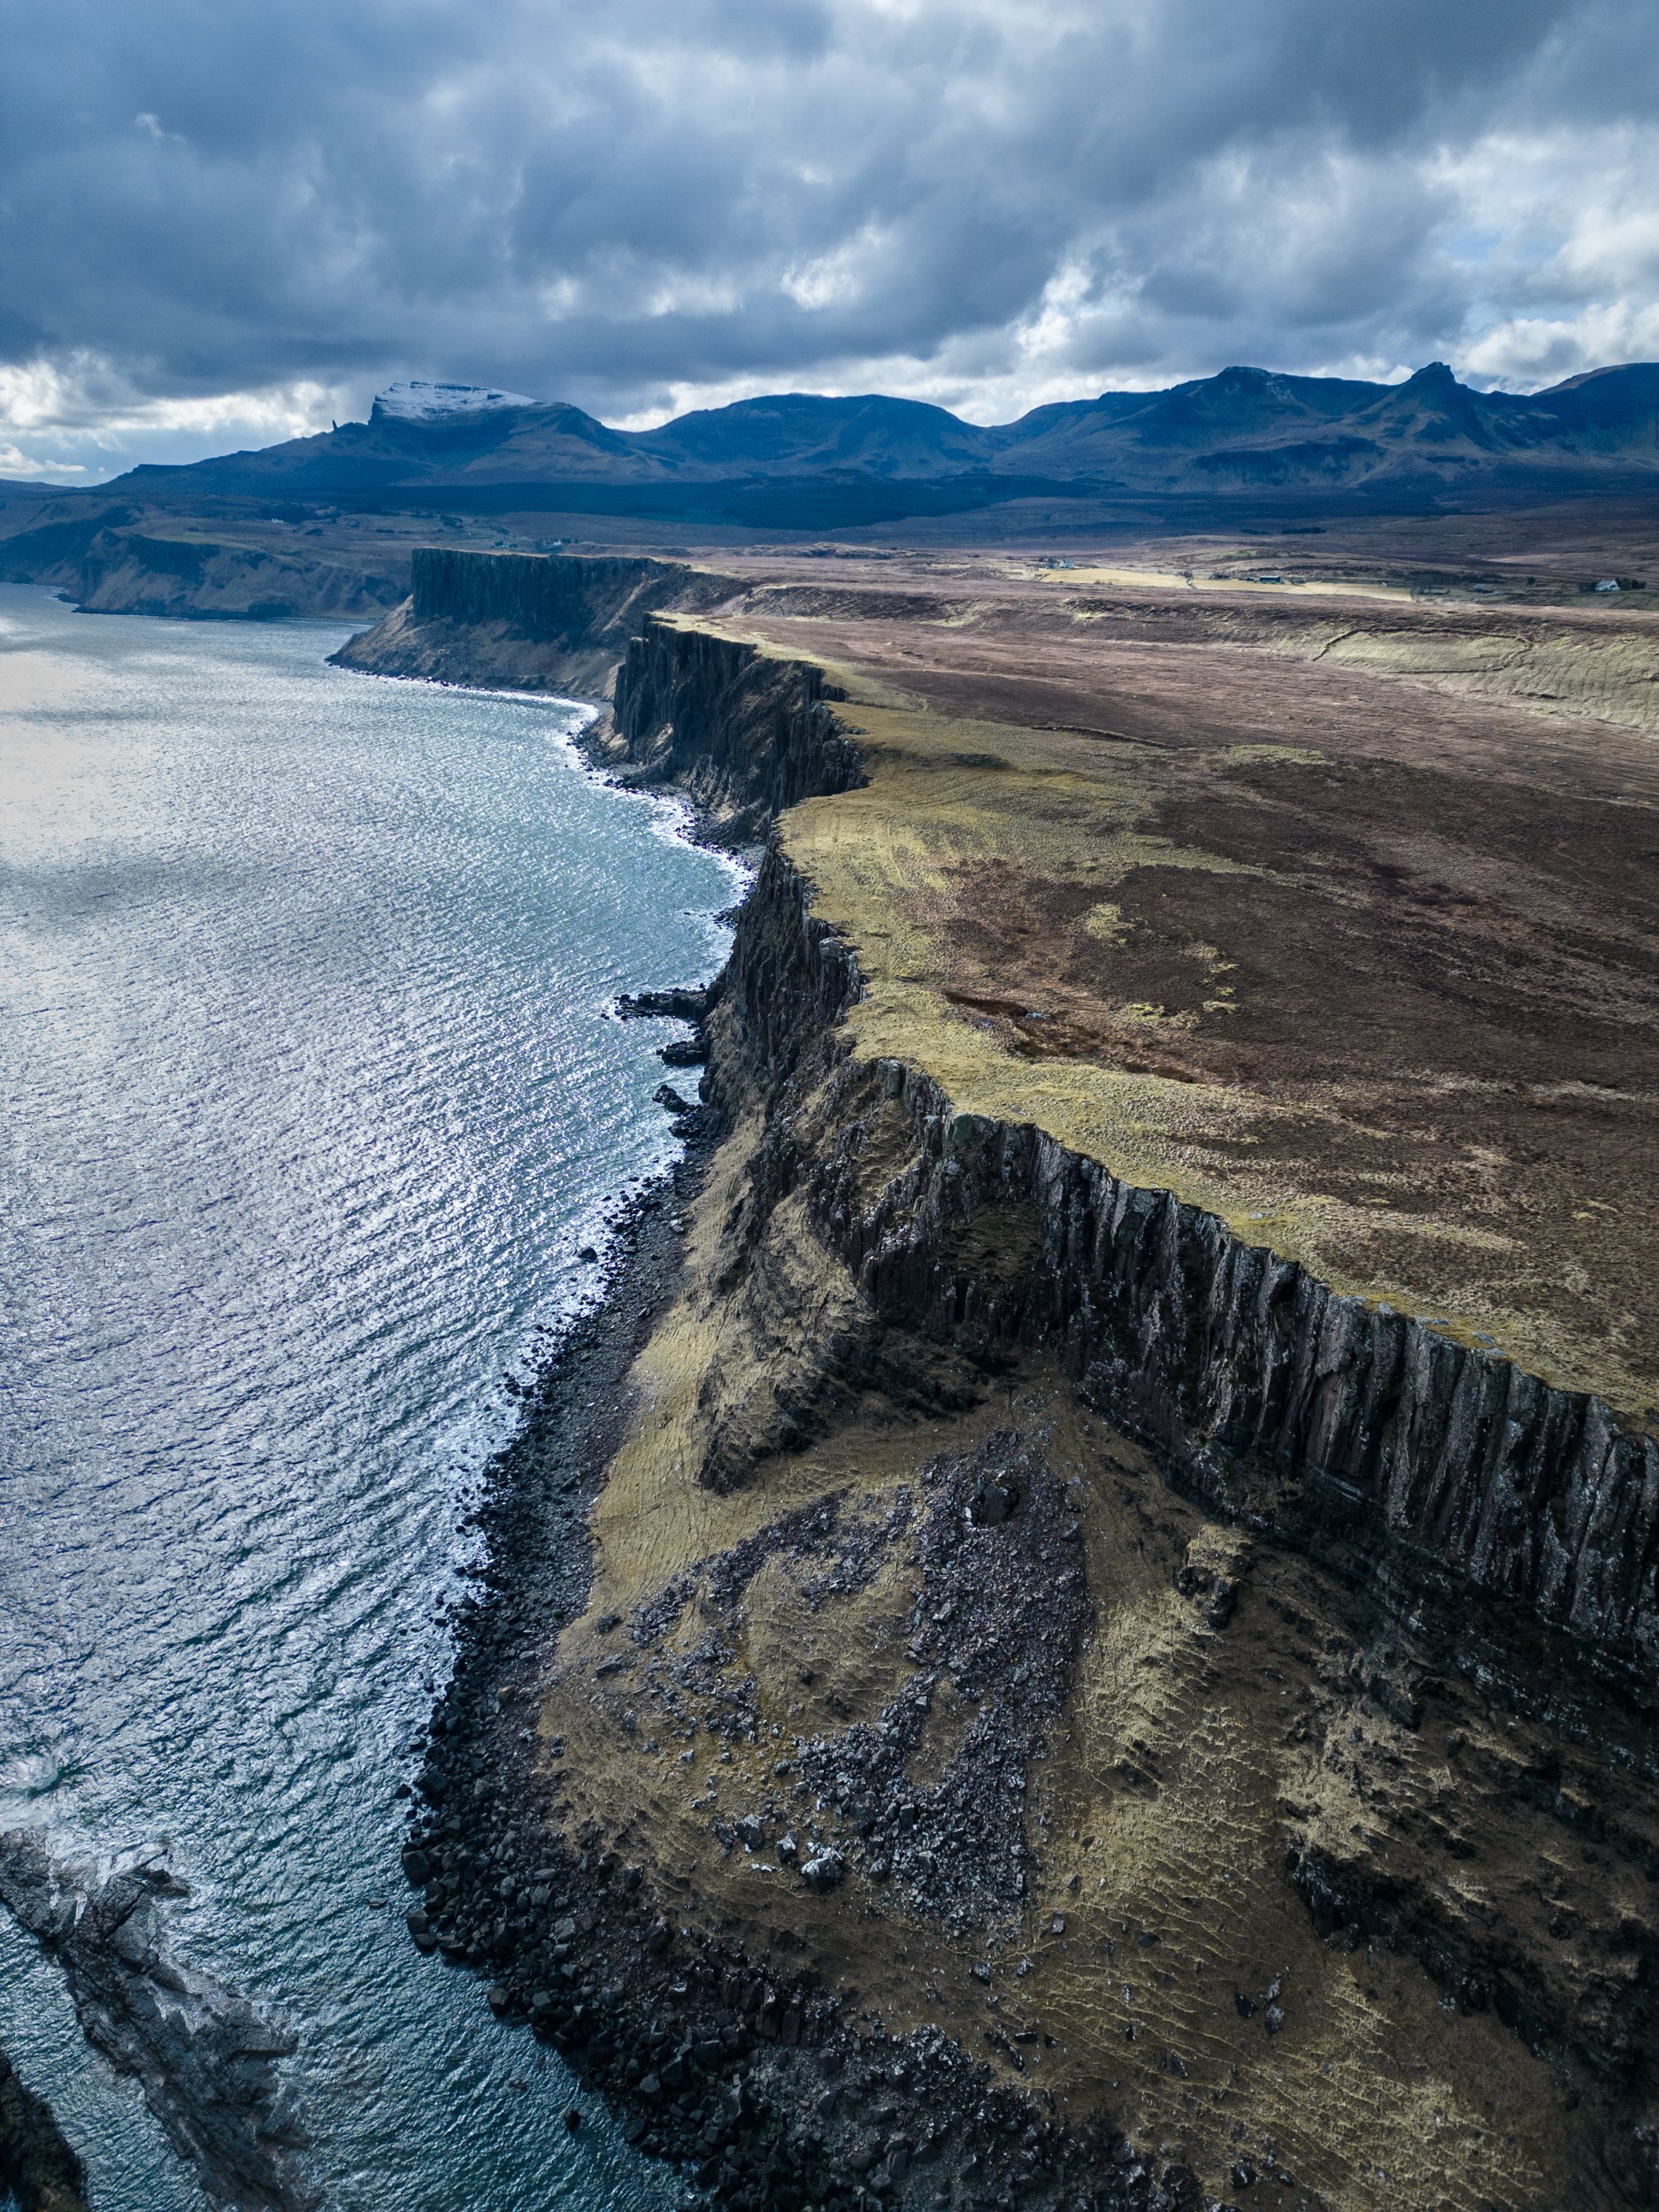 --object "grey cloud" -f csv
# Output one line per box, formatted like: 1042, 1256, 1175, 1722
0, 0, 1655, 474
